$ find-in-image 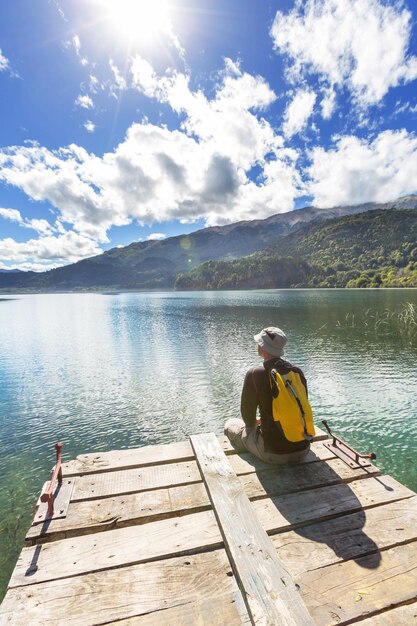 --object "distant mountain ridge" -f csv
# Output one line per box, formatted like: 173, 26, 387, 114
1, 195, 416, 291
0, 269, 23, 274
176, 208, 417, 289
